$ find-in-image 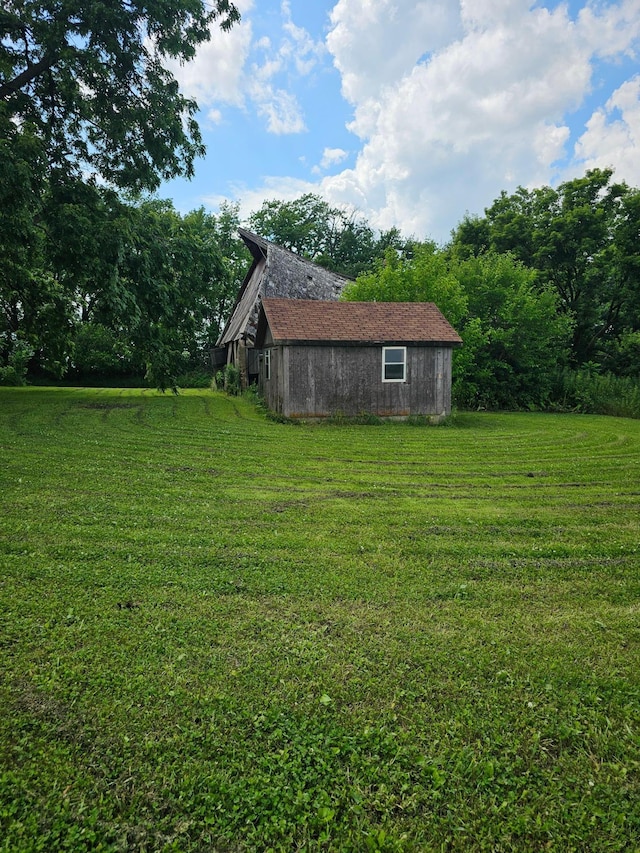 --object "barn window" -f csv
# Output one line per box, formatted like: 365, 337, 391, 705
382, 347, 406, 382
264, 348, 271, 380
